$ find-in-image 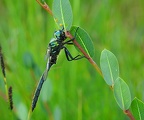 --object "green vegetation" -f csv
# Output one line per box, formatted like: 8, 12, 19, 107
0, 0, 144, 119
